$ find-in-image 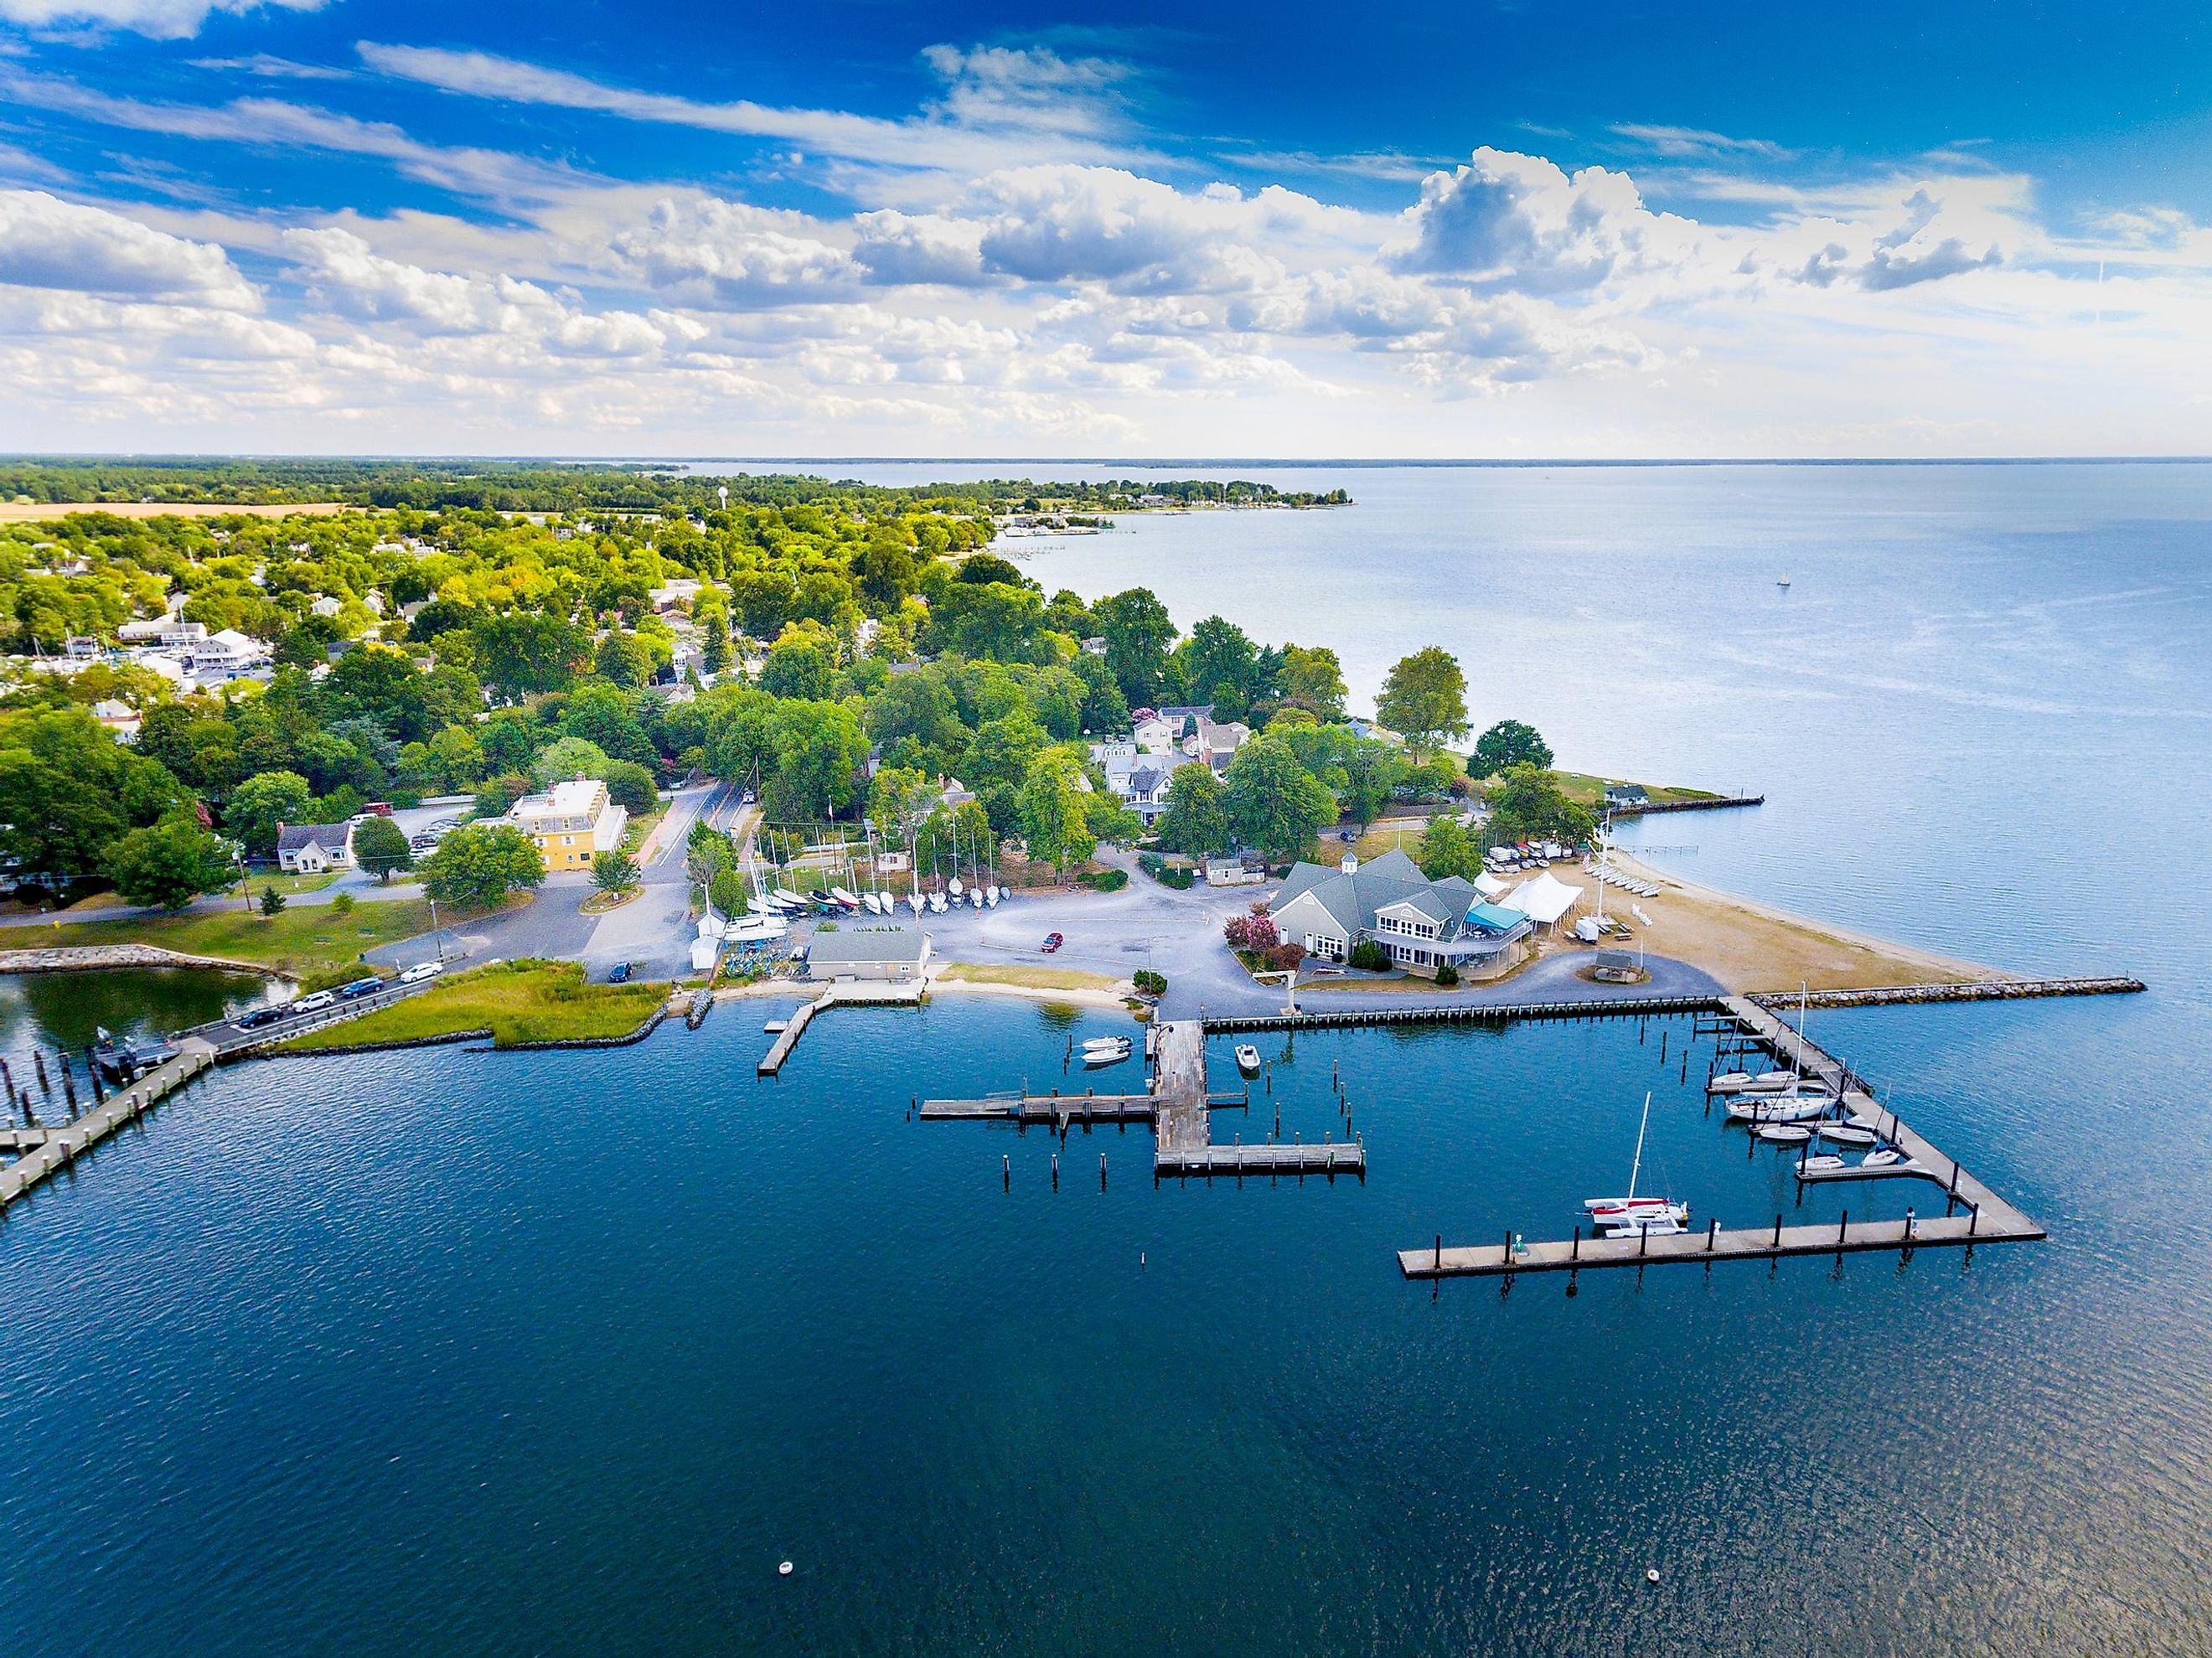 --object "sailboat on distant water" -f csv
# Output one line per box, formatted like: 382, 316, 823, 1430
1584, 1092, 1688, 1237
